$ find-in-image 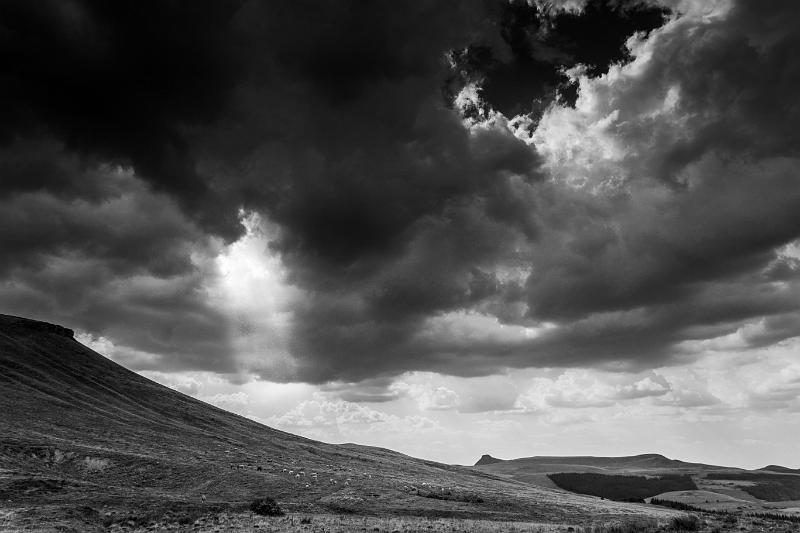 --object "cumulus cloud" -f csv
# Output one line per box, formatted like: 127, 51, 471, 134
391, 381, 462, 411
266, 395, 443, 446
514, 370, 673, 412
2, 0, 800, 389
